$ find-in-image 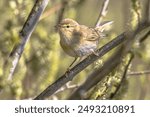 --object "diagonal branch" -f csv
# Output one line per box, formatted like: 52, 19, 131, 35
34, 33, 126, 100
7, 0, 49, 80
